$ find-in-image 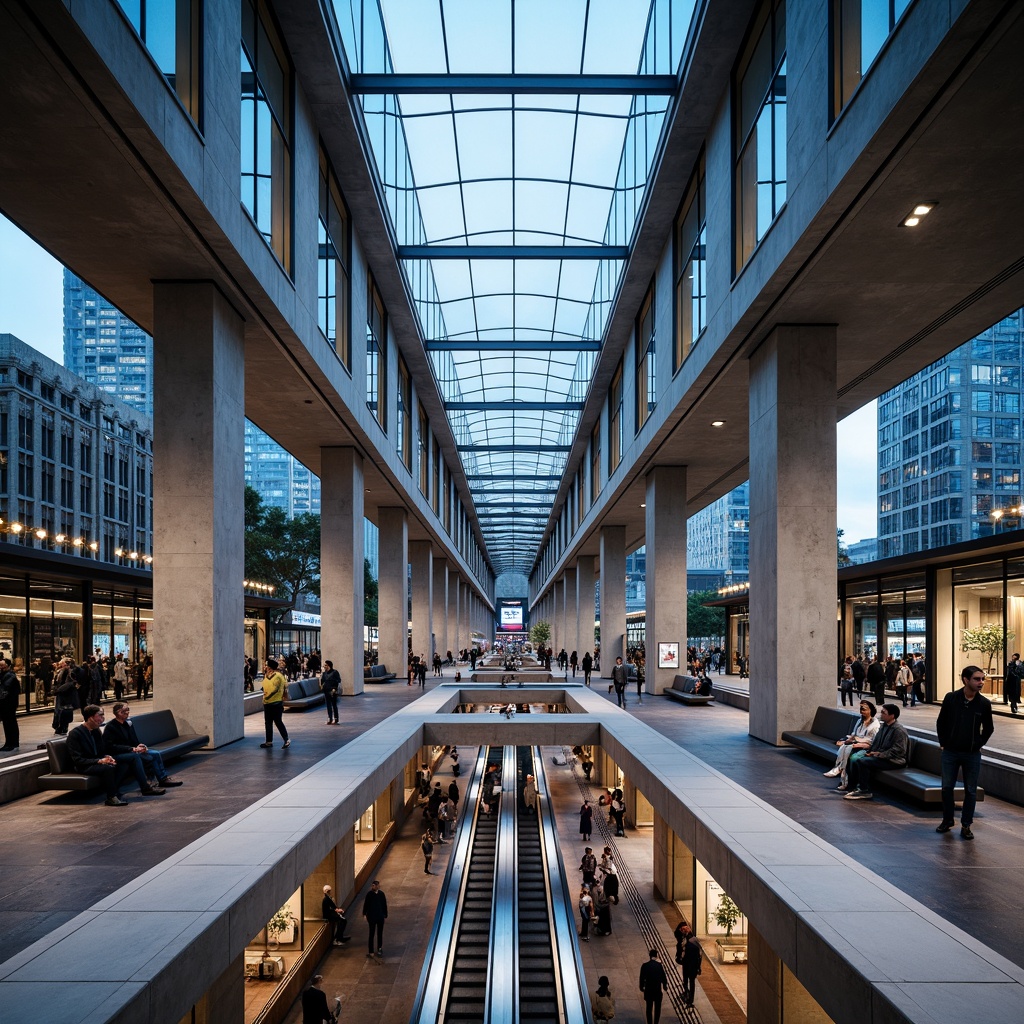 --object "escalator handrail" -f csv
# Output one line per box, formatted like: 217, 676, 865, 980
533, 747, 593, 1024
408, 747, 488, 1024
